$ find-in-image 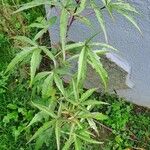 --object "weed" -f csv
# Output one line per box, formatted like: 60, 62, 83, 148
1, 0, 149, 150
